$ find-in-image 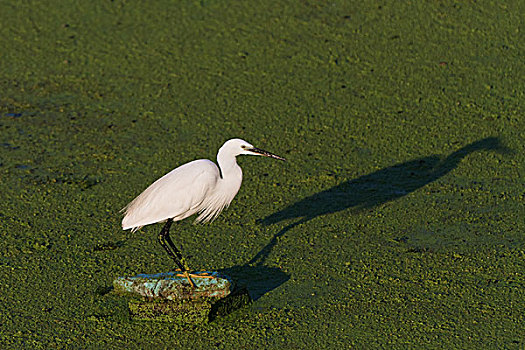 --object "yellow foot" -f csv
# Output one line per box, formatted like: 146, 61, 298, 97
175, 271, 196, 288
175, 272, 214, 278
173, 271, 215, 287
